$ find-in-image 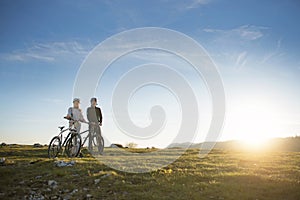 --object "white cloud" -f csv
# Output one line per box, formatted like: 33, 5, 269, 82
235, 51, 247, 69
1, 41, 93, 63
42, 98, 64, 104
260, 38, 283, 64
5, 52, 55, 62
185, 0, 211, 9
203, 25, 269, 41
